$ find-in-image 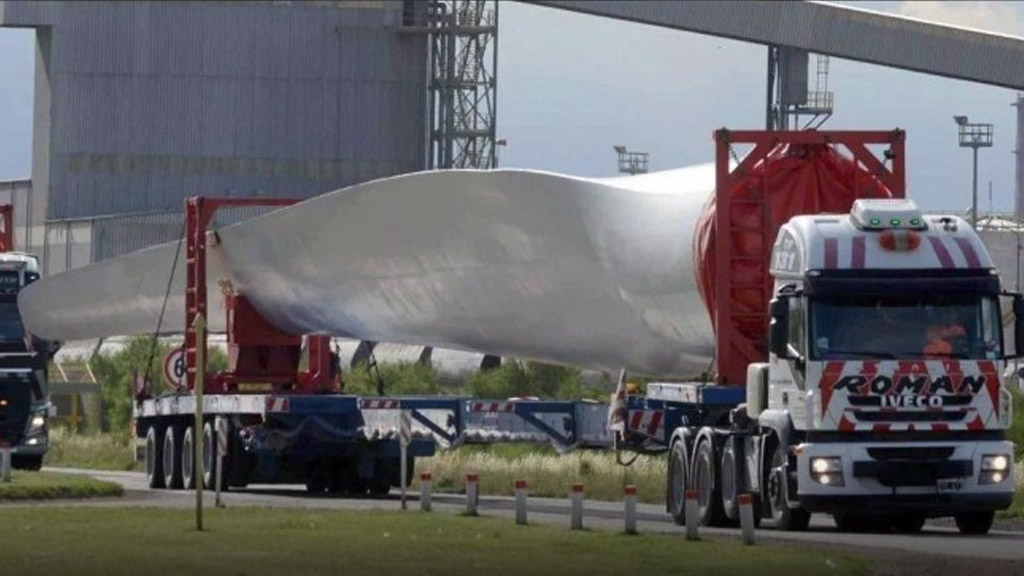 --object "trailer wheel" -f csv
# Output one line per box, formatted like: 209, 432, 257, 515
693, 438, 727, 527
767, 442, 810, 531
667, 441, 688, 525
305, 460, 330, 494
954, 511, 994, 535
181, 426, 197, 490
145, 426, 165, 489
201, 421, 225, 491
162, 425, 184, 489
